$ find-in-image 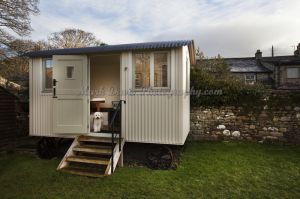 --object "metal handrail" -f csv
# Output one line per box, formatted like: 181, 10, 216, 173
109, 100, 126, 173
